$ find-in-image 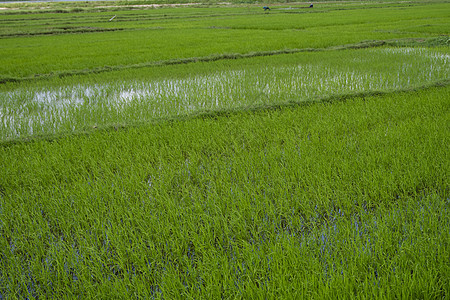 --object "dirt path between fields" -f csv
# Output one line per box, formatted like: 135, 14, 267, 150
94, 3, 204, 9
0, 2, 228, 10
